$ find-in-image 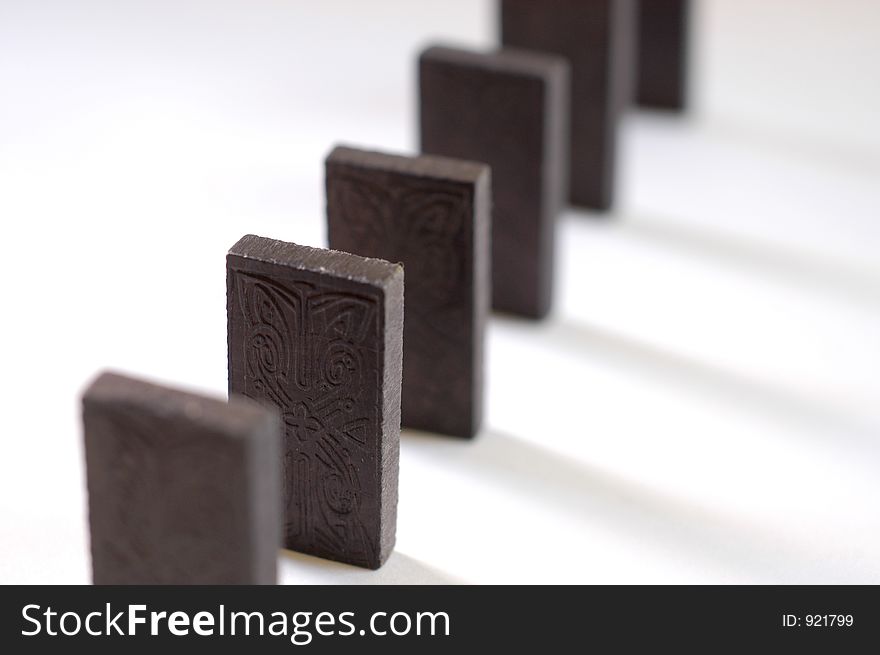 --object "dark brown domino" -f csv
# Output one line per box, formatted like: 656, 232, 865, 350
227, 234, 403, 569
636, 0, 690, 110
500, 0, 636, 211
325, 145, 489, 438
82, 371, 281, 585
419, 46, 569, 318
